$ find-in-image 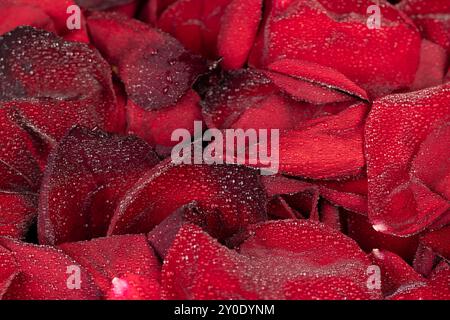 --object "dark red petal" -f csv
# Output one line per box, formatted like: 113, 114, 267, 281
264, 59, 368, 103
108, 160, 267, 241
411, 40, 447, 90
162, 221, 380, 299
370, 249, 427, 298
201, 69, 351, 130
87, 12, 206, 110
250, 0, 421, 96
346, 211, 420, 263
126, 90, 203, 148
147, 202, 199, 259
0, 108, 43, 192
0, 192, 36, 239
0, 245, 18, 298
420, 226, 450, 260
38, 127, 159, 245
0, 27, 121, 136
320, 201, 341, 230
158, 0, 232, 58
267, 196, 300, 220
0, 237, 100, 299
59, 234, 161, 300
217, 0, 262, 69
366, 84, 450, 236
